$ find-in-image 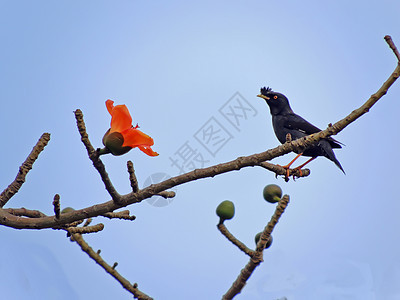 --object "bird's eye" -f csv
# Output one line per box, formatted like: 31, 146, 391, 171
273, 95, 278, 99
